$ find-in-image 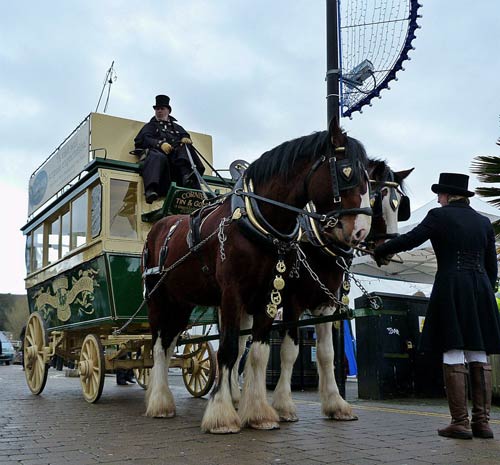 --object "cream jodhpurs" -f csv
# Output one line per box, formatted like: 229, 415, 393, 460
443, 349, 487, 365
